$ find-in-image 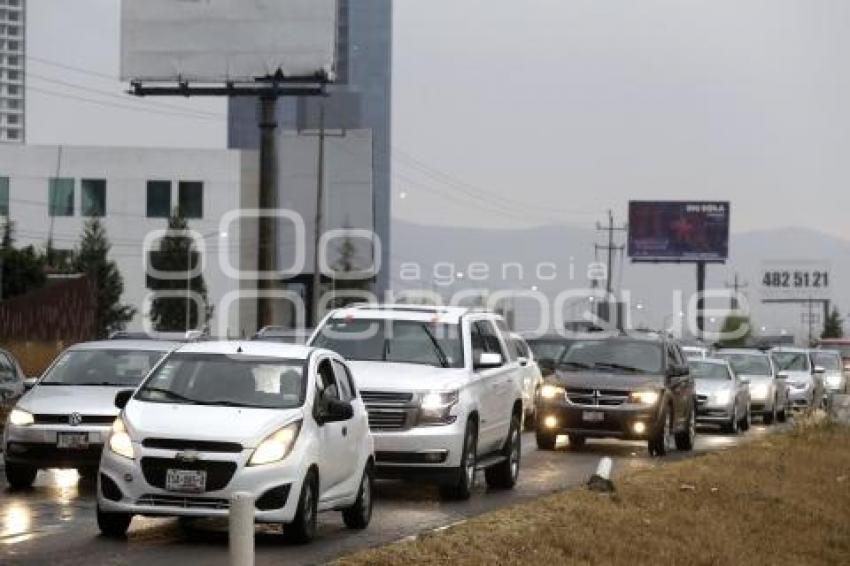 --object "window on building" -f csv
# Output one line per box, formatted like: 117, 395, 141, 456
6, 114, 17, 124
48, 178, 75, 217
0, 177, 9, 217
6, 128, 18, 140
178, 181, 203, 219
146, 180, 171, 218
81, 179, 107, 217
